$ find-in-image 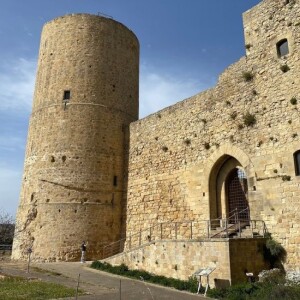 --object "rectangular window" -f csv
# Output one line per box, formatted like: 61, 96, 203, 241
63, 90, 71, 100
